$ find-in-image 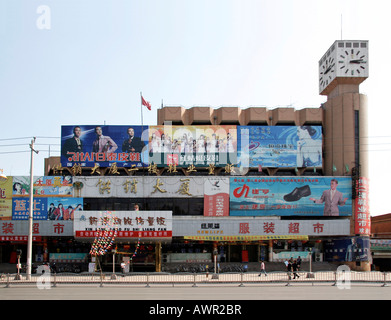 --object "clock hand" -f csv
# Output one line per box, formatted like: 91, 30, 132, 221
349, 59, 365, 64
